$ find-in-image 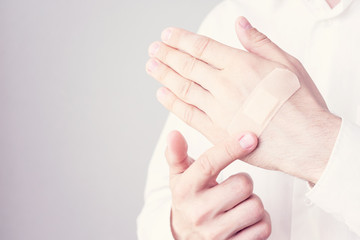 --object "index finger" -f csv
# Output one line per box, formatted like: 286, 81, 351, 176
161, 27, 242, 69
182, 133, 258, 191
